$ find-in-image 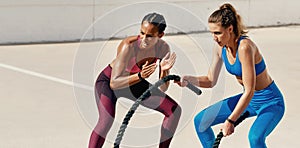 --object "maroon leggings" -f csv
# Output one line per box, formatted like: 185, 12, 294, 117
88, 65, 181, 148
